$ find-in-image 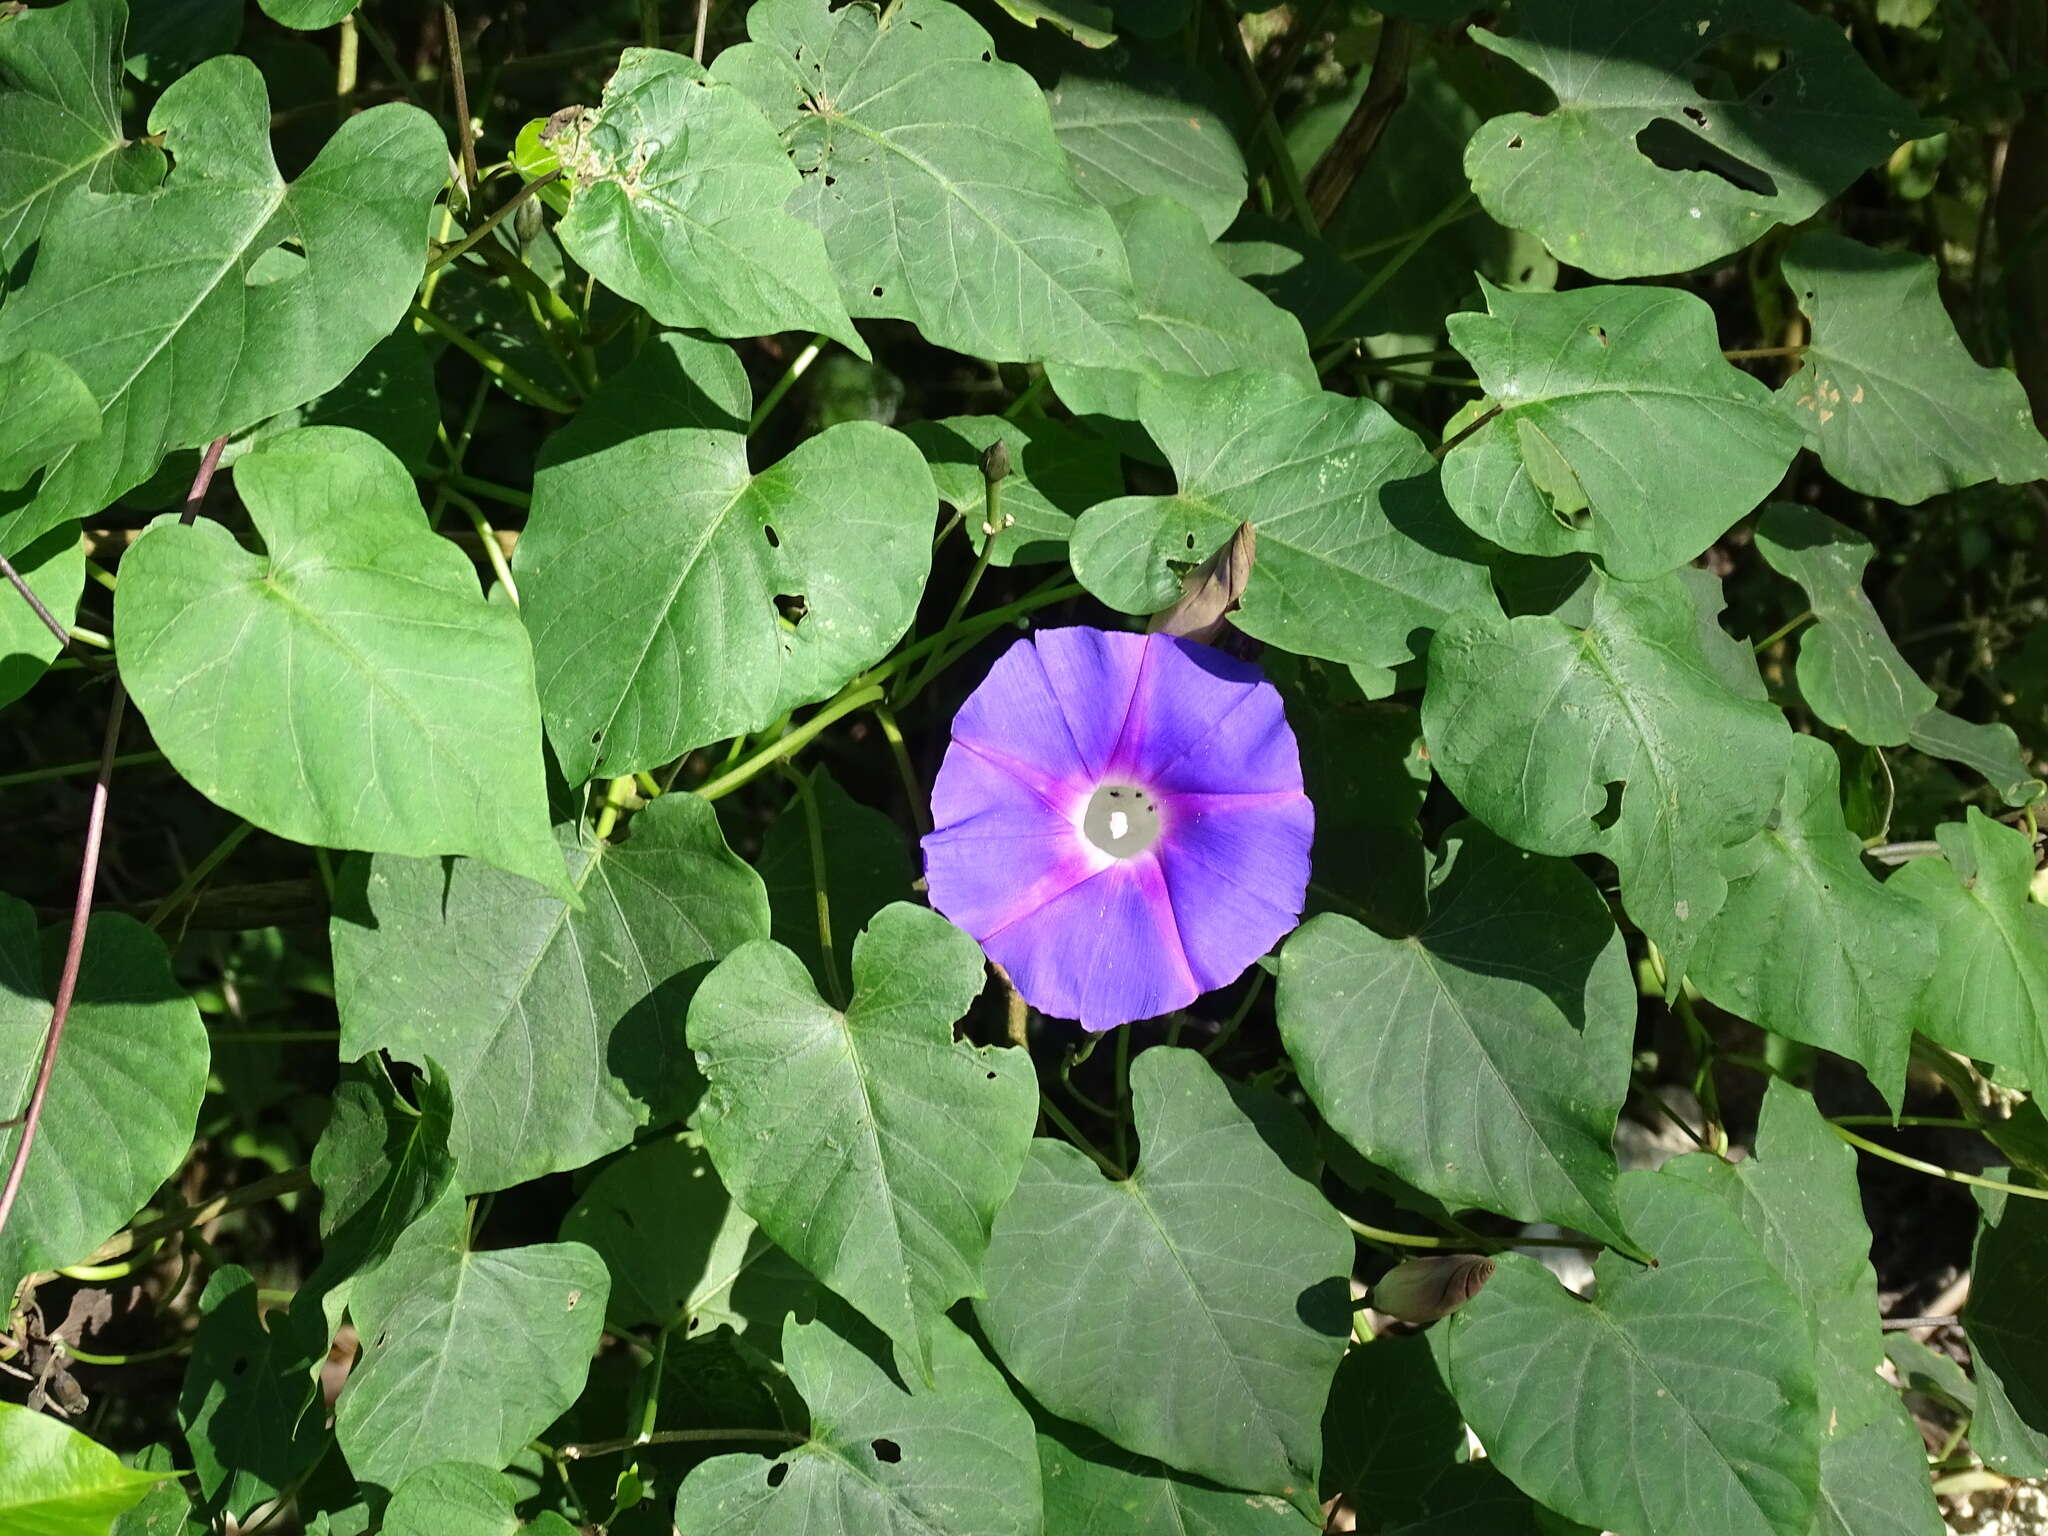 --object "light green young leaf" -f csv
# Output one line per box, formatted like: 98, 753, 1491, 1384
1423, 571, 1791, 981
0, 899, 207, 1296
0, 0, 158, 272
673, 1311, 1043, 1536
1048, 196, 1313, 422
1437, 1170, 1821, 1536
1963, 1184, 2048, 1477
560, 1133, 809, 1338
902, 414, 1124, 568
117, 428, 566, 895
1689, 738, 1934, 1110
300, 1066, 457, 1342
0, 57, 443, 556
1047, 73, 1246, 240
0, 1401, 166, 1536
690, 903, 1035, 1381
1892, 810, 2048, 1093
1037, 1422, 1310, 1536
552, 49, 864, 356
0, 352, 99, 493
977, 1048, 1352, 1510
1442, 283, 1801, 578
716, 0, 1138, 366
756, 767, 915, 995
1464, 0, 1921, 278
1071, 369, 1493, 674
1753, 504, 1935, 746
382, 1464, 521, 1536
335, 1197, 610, 1489
1906, 709, 2042, 808
515, 333, 936, 784
1278, 823, 1638, 1254
177, 1266, 323, 1524
1779, 233, 2048, 503
333, 791, 769, 1192
0, 524, 82, 714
